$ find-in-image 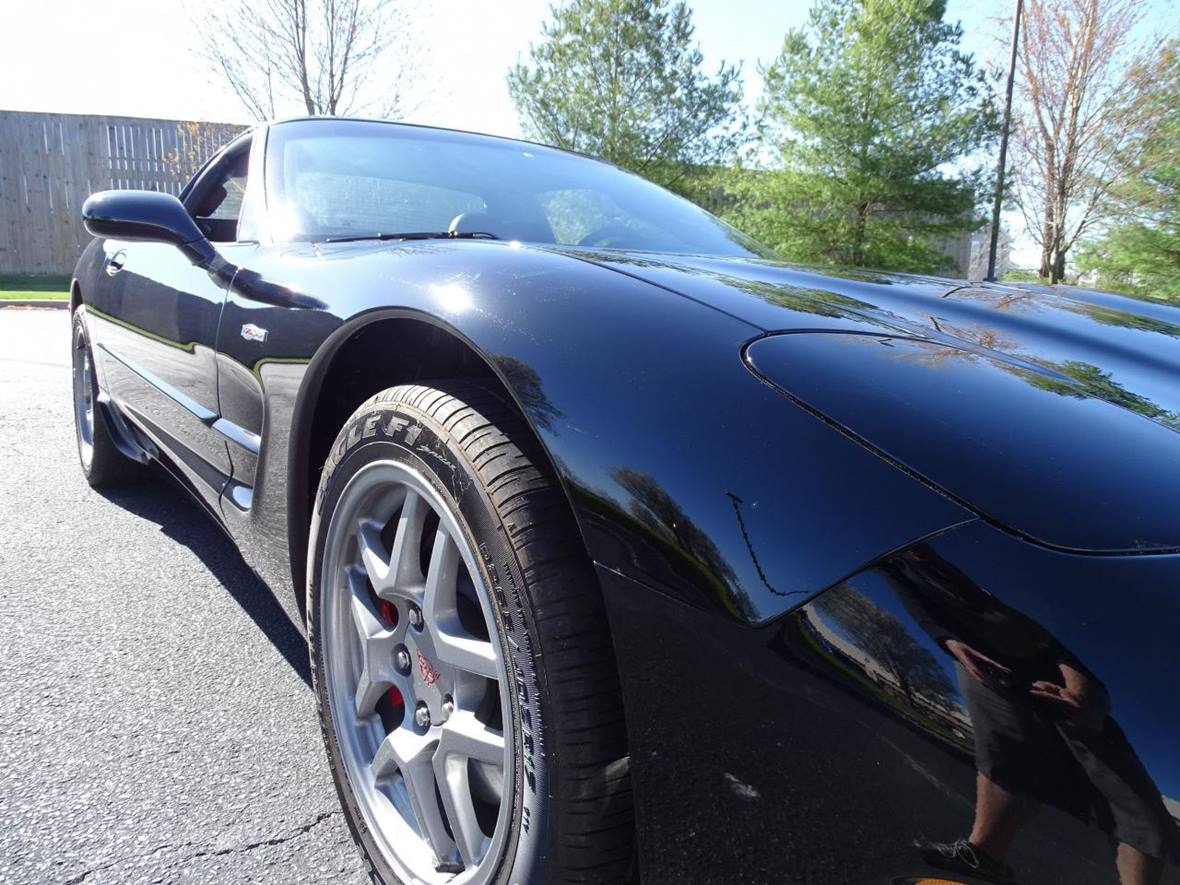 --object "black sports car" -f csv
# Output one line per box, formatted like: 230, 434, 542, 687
72, 118, 1180, 885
